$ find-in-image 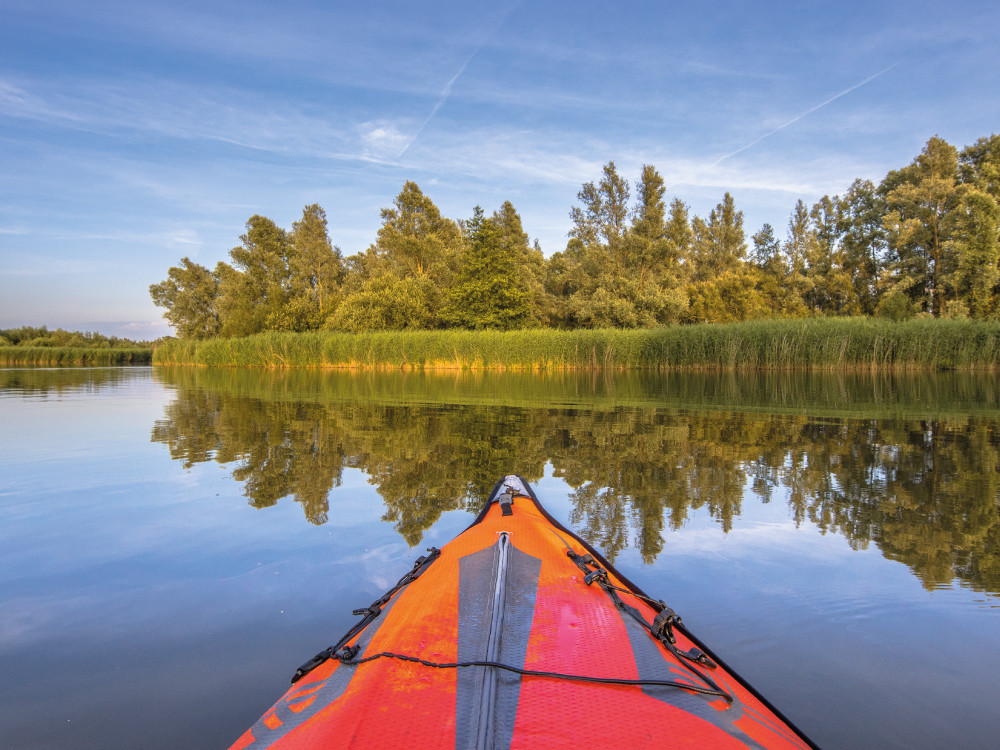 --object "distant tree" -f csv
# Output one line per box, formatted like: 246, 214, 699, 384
882, 137, 963, 316
365, 181, 462, 283
686, 193, 763, 322
807, 196, 856, 314
569, 161, 631, 270
690, 192, 746, 279
149, 257, 220, 339
751, 223, 781, 270
443, 206, 531, 330
216, 215, 293, 335
837, 179, 887, 315
945, 190, 1000, 317
664, 198, 694, 275
289, 204, 343, 327
492, 201, 555, 326
751, 223, 800, 317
